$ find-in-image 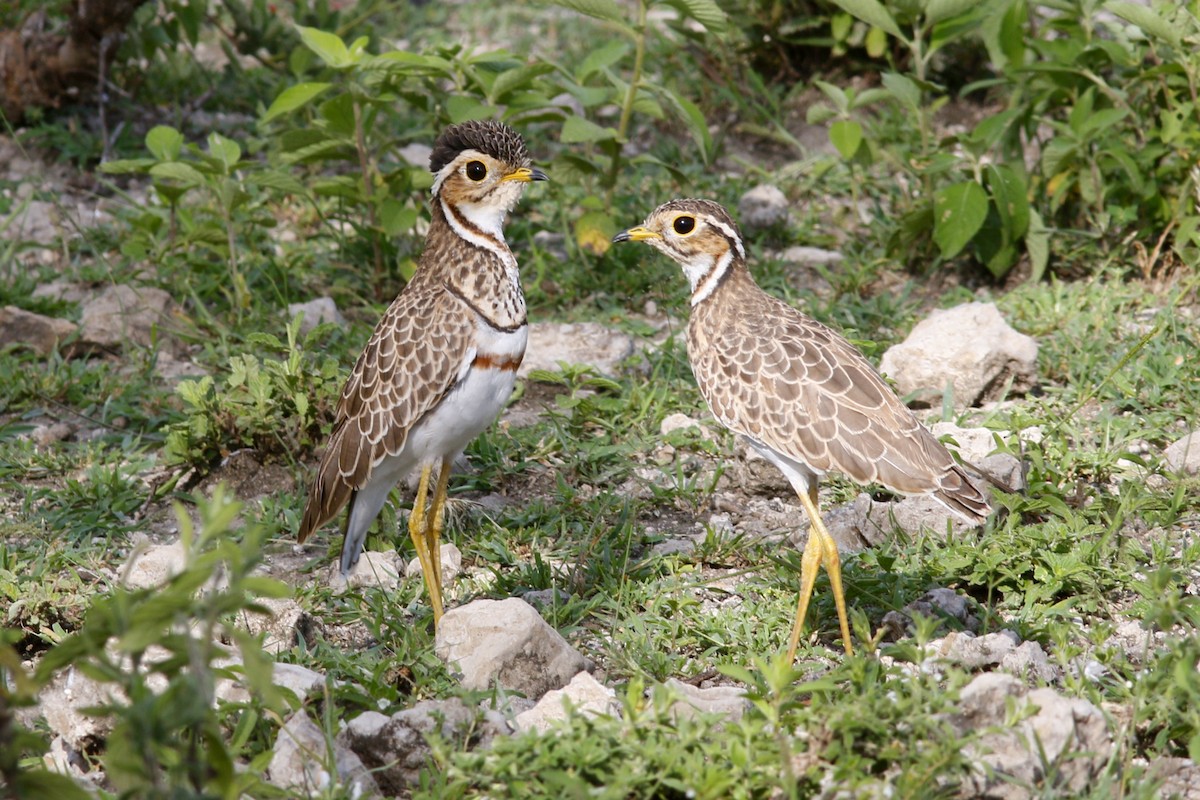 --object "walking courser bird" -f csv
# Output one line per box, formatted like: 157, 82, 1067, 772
298, 120, 547, 625
613, 199, 990, 658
